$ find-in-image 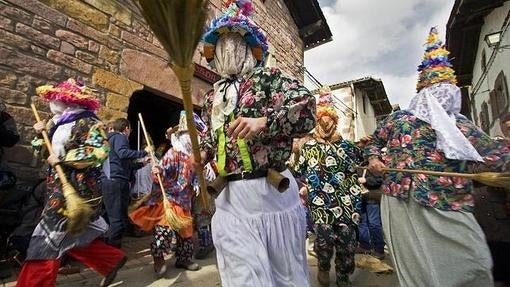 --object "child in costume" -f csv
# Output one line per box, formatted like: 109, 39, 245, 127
199, 1, 316, 285
366, 27, 510, 287
294, 87, 364, 287
17, 79, 126, 287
